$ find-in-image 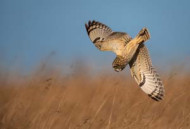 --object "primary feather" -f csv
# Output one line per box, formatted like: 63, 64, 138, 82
129, 44, 165, 101
85, 21, 113, 43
